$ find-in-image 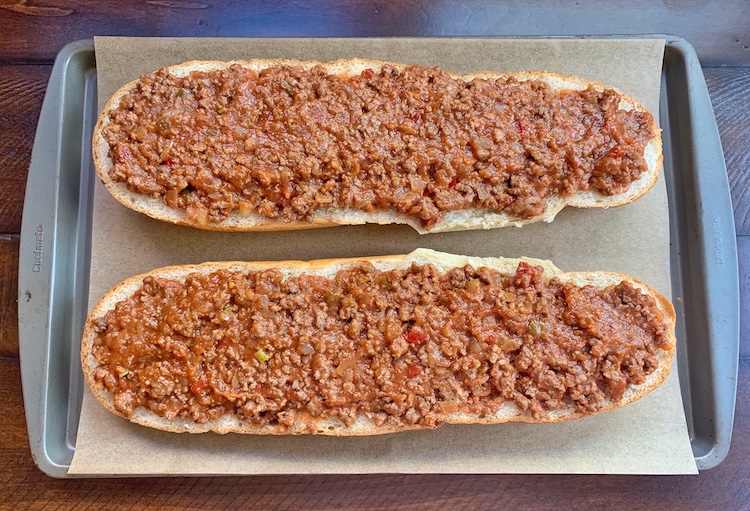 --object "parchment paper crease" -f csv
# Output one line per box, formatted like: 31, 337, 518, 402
69, 37, 697, 475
